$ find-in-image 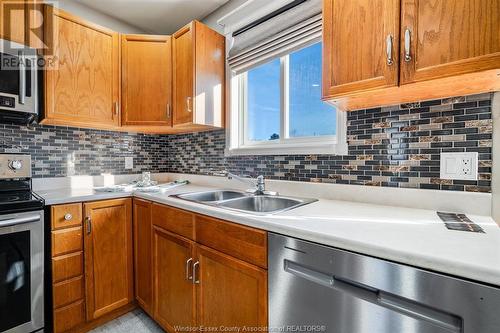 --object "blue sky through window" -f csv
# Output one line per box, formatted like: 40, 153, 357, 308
246, 43, 336, 141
